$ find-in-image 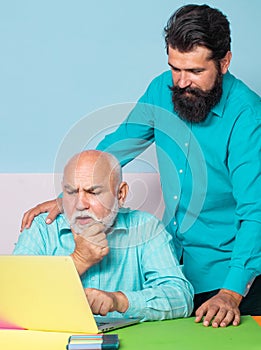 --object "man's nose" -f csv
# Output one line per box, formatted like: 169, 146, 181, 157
176, 71, 191, 89
75, 193, 90, 210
